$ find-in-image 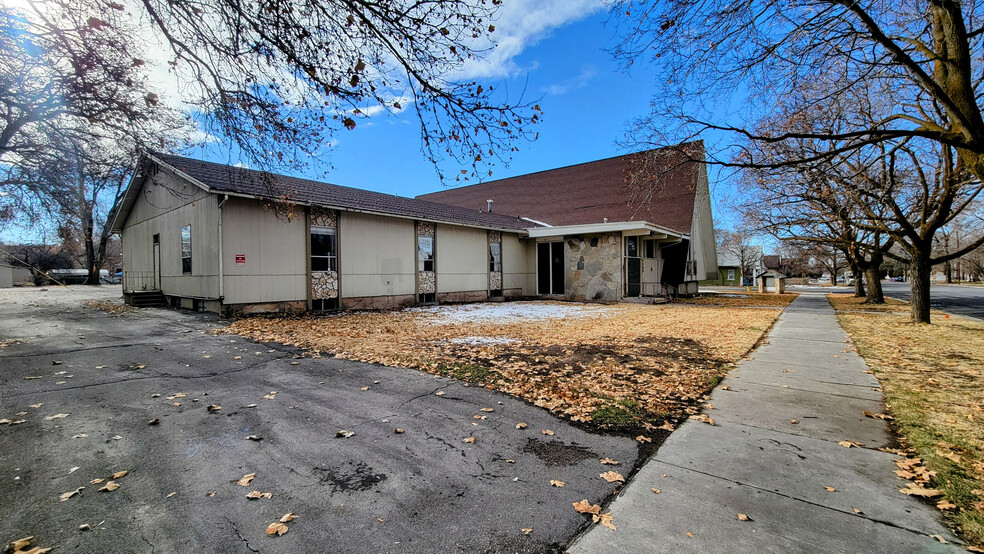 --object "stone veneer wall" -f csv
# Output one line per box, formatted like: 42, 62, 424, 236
565, 233, 622, 302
